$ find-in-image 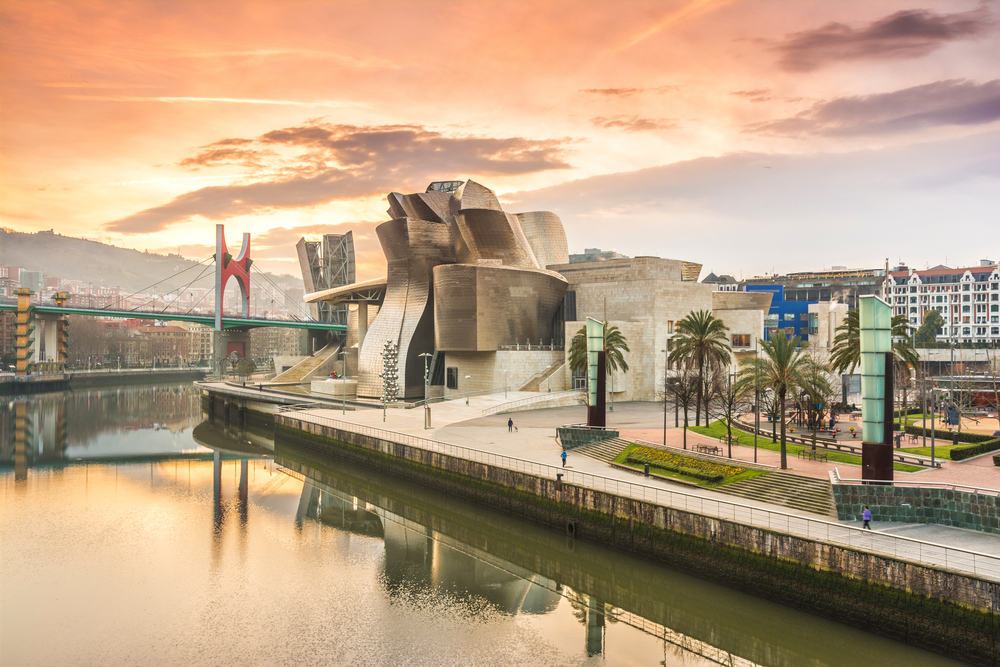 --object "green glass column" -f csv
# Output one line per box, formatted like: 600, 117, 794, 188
859, 295, 893, 482
586, 317, 606, 427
